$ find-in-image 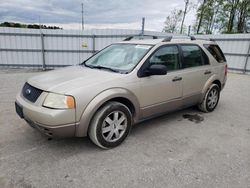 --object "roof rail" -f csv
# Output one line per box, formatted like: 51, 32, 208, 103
123, 35, 159, 41
162, 35, 196, 42
190, 36, 196, 40
162, 36, 173, 42
194, 37, 216, 42
123, 36, 134, 41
